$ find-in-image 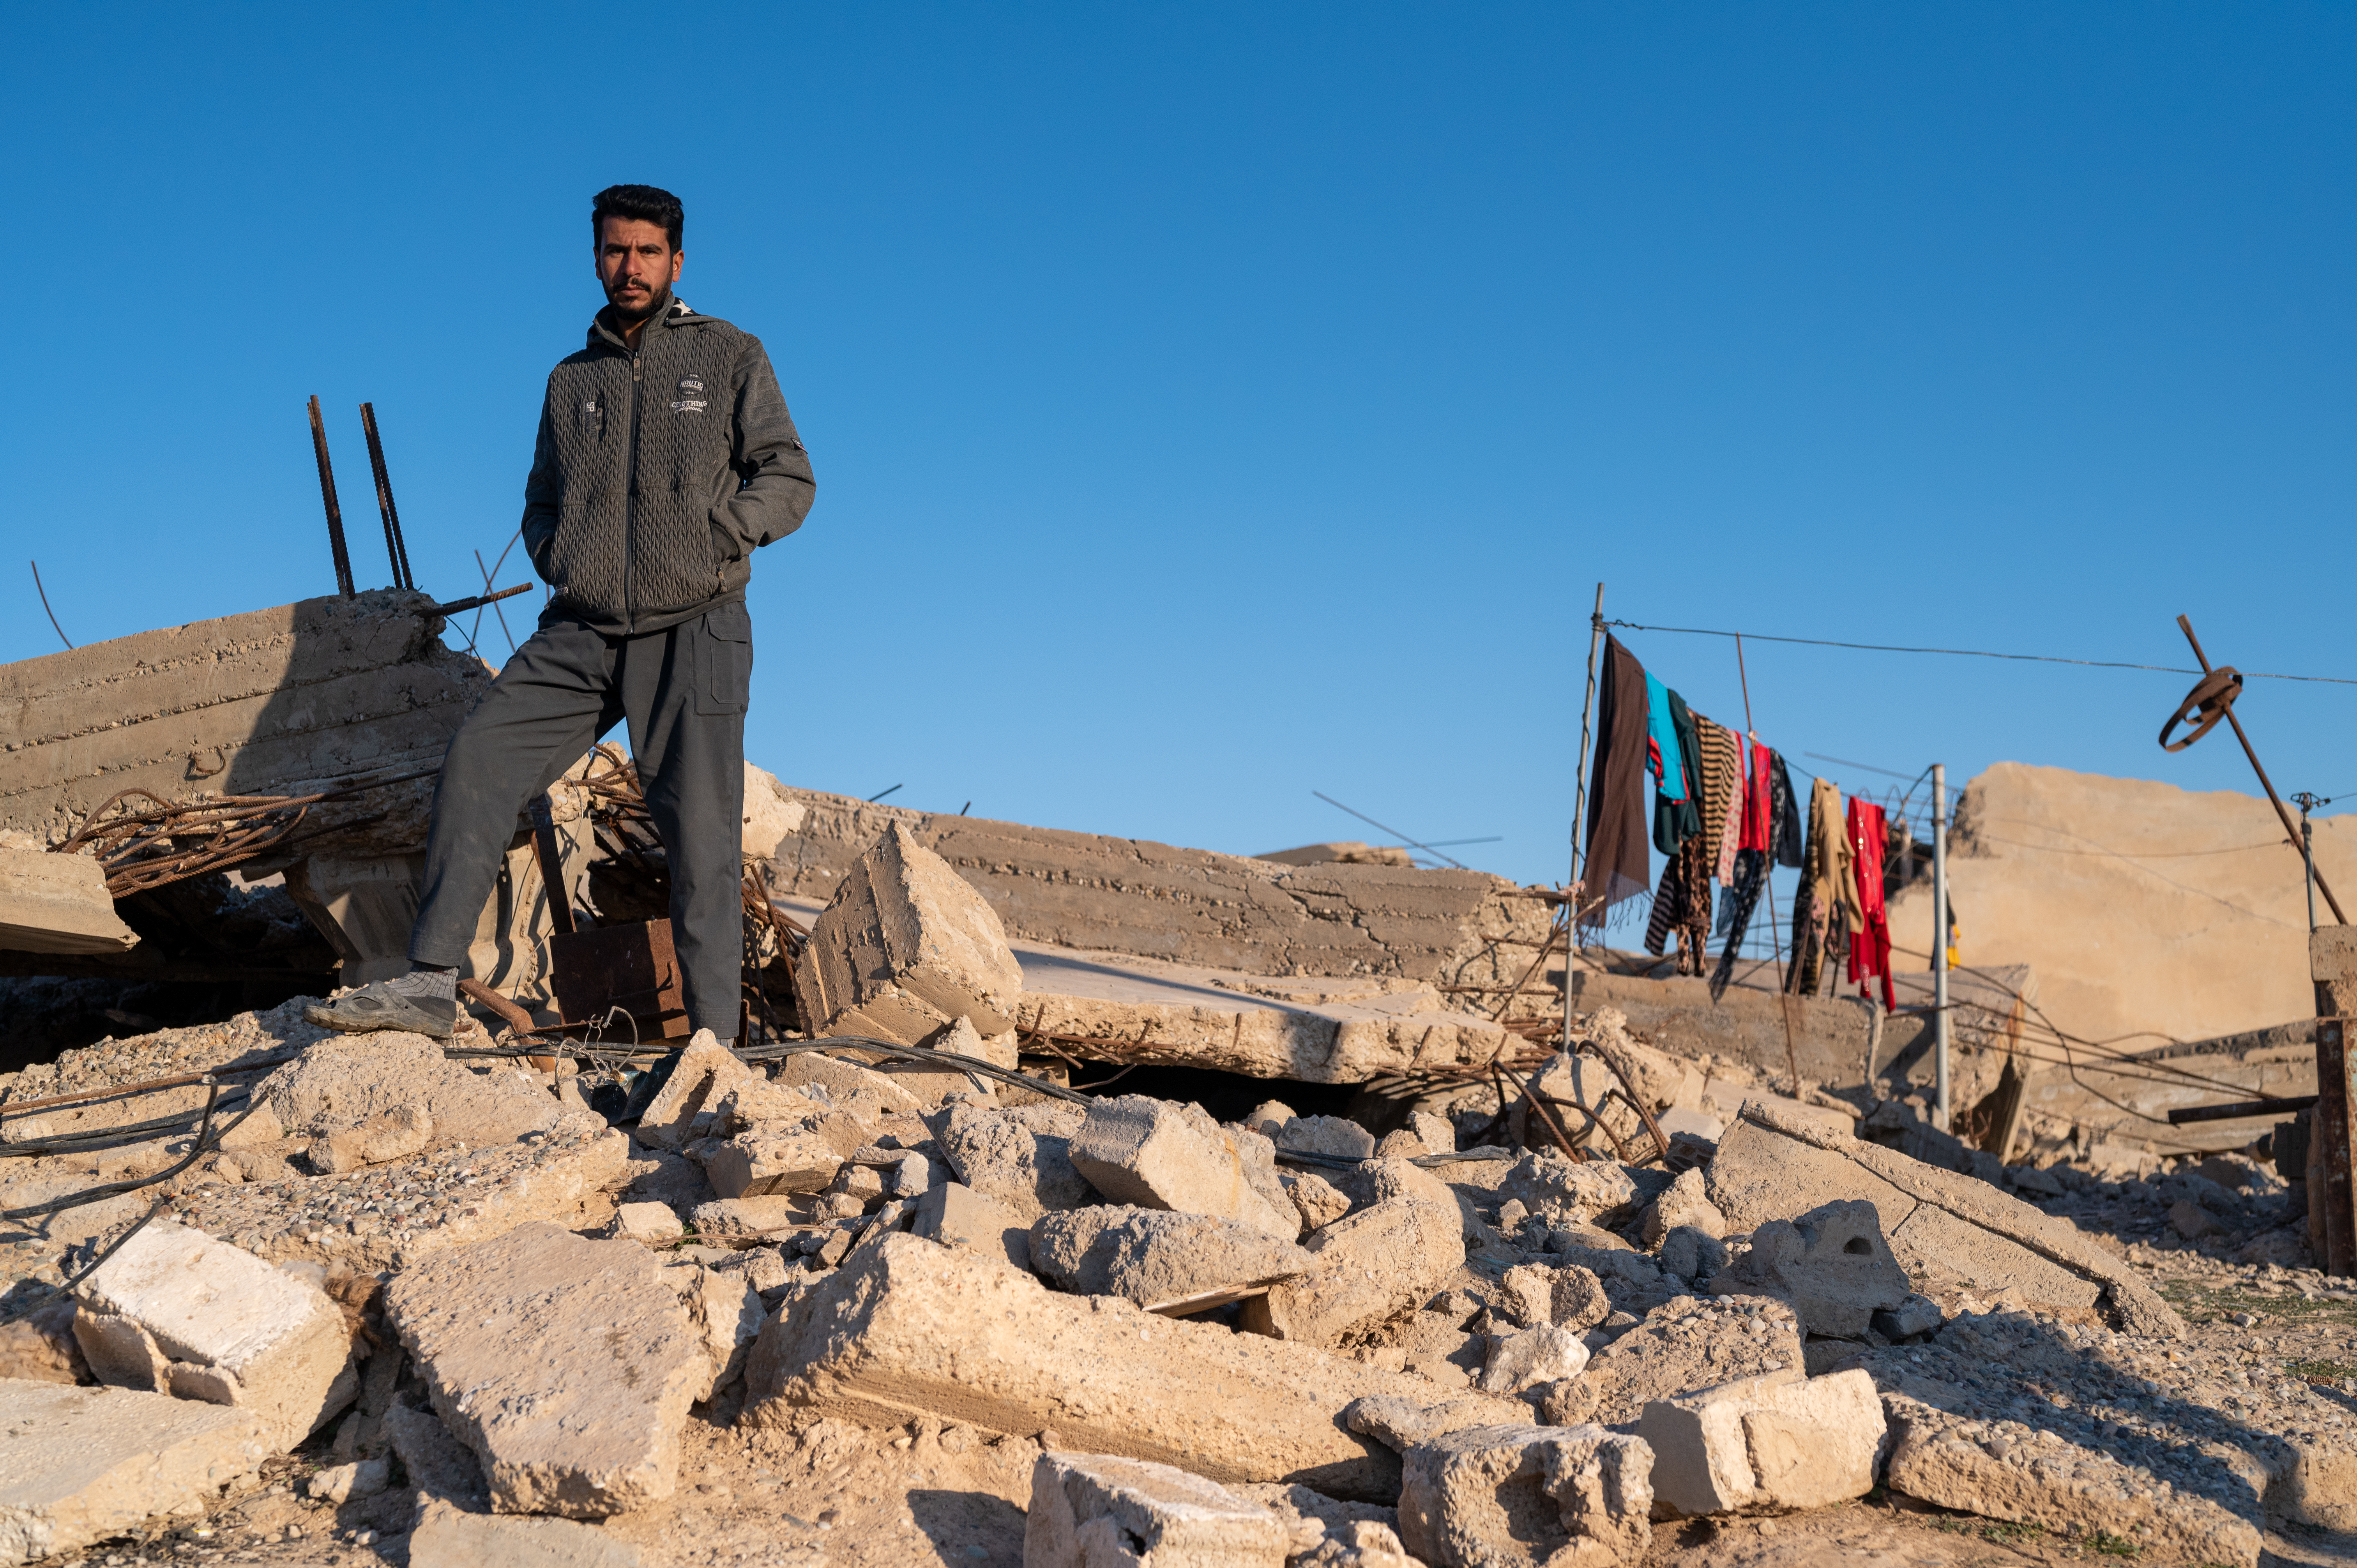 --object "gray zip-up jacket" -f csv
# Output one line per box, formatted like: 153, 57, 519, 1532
521, 296, 815, 635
